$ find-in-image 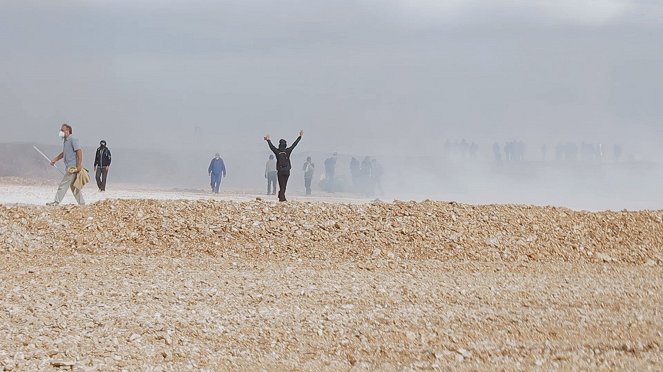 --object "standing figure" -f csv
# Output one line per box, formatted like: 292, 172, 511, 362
324, 152, 338, 192
47, 123, 85, 206
94, 140, 112, 191
265, 154, 277, 195
302, 156, 315, 196
264, 130, 303, 202
208, 153, 226, 194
